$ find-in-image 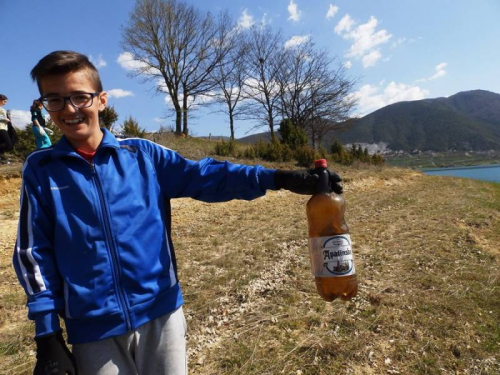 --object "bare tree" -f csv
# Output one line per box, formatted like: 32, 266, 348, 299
122, 0, 233, 136
276, 40, 357, 147
240, 26, 285, 139
209, 30, 250, 140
